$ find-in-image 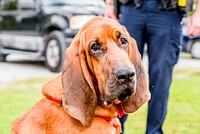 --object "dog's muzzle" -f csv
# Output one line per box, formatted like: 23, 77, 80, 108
115, 66, 135, 84
103, 66, 136, 106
